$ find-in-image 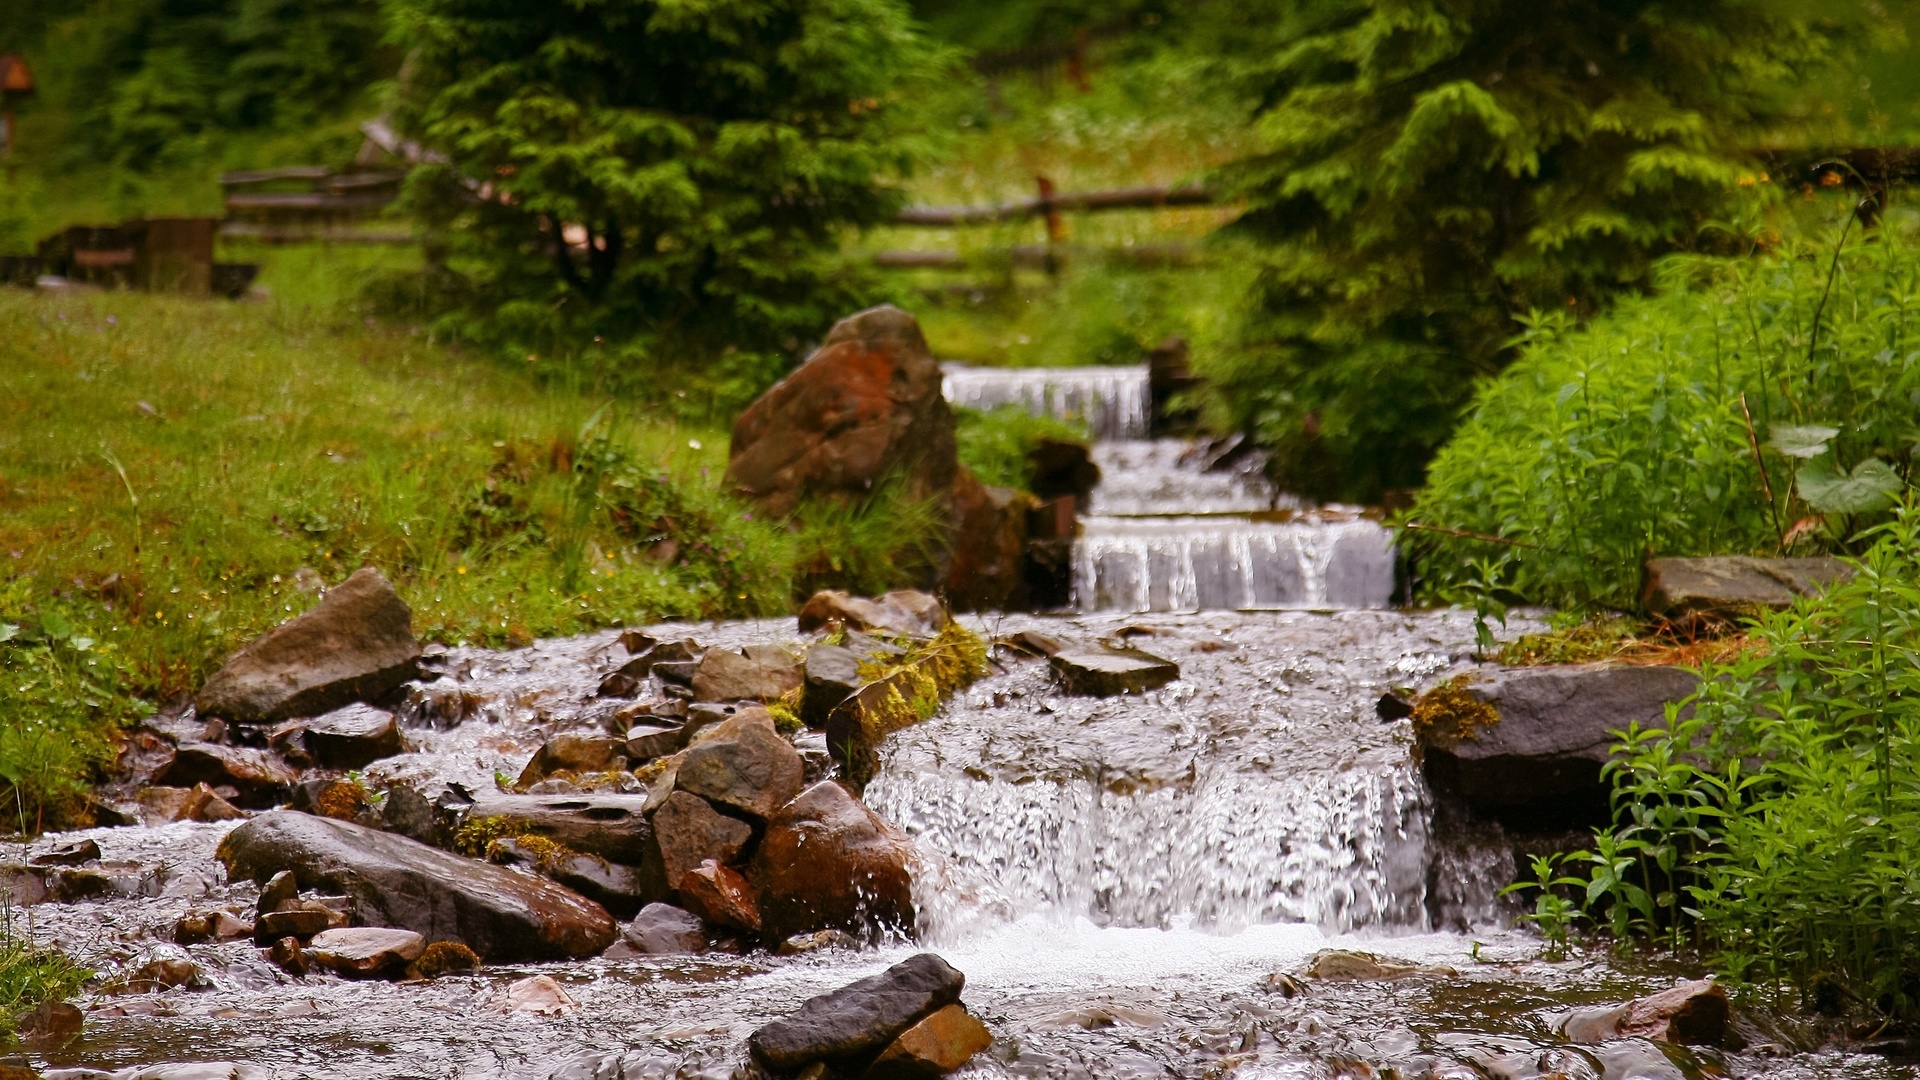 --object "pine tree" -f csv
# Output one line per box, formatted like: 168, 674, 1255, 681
389, 0, 946, 391
1207, 0, 1846, 502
